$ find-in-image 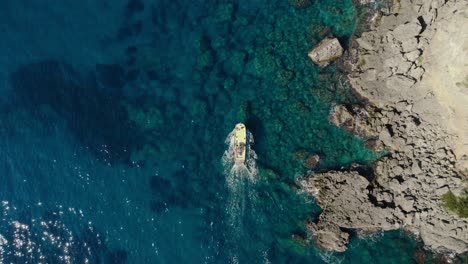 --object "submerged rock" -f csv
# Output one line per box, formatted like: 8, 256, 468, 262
288, 0, 312, 9
308, 38, 344, 68
306, 221, 349, 252
303, 154, 320, 169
